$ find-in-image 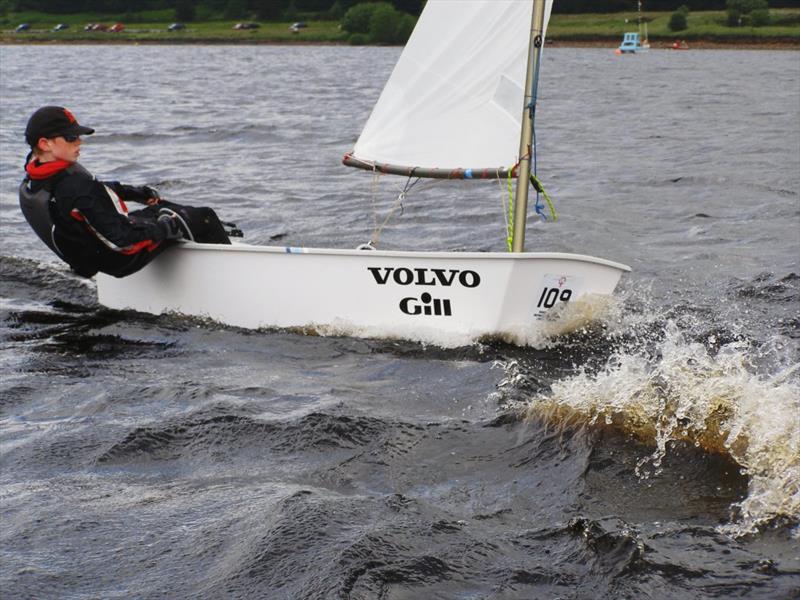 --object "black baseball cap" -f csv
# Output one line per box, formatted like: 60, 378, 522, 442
25, 106, 95, 147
